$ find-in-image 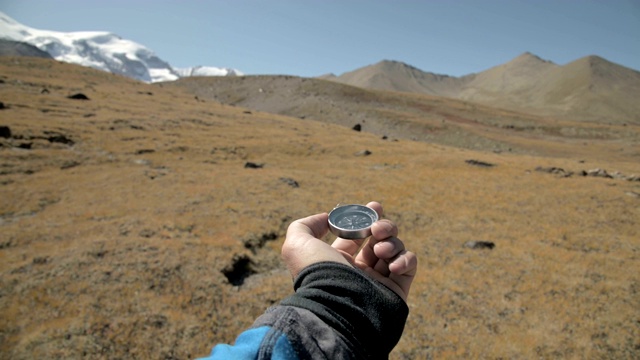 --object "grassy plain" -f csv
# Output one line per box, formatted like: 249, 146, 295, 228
0, 57, 639, 359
